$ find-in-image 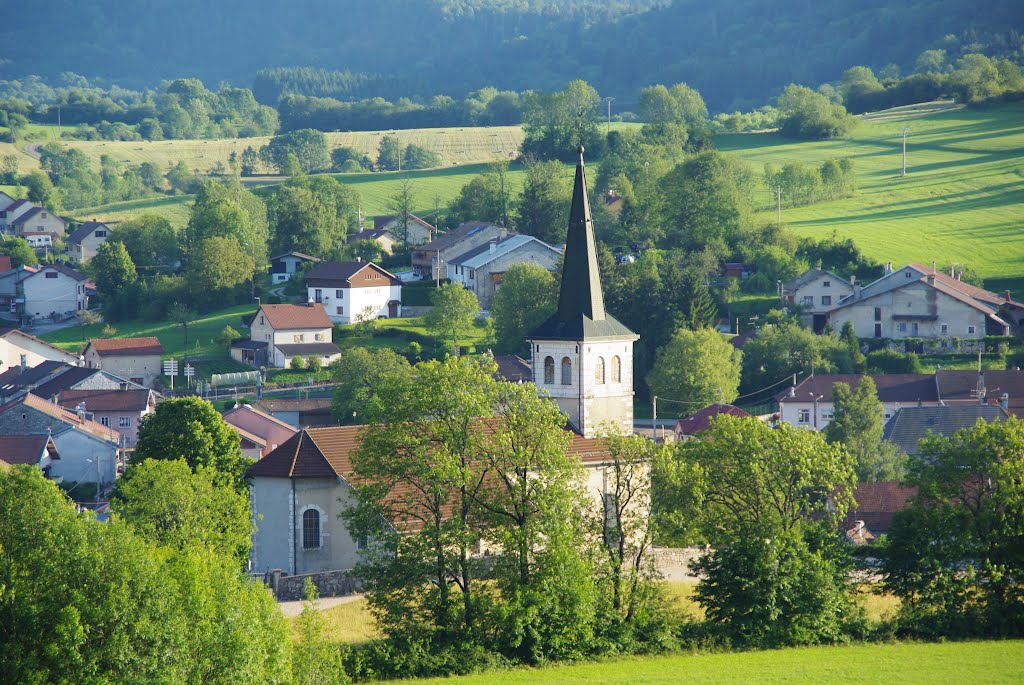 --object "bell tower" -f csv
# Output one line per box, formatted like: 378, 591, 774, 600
527, 145, 638, 437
